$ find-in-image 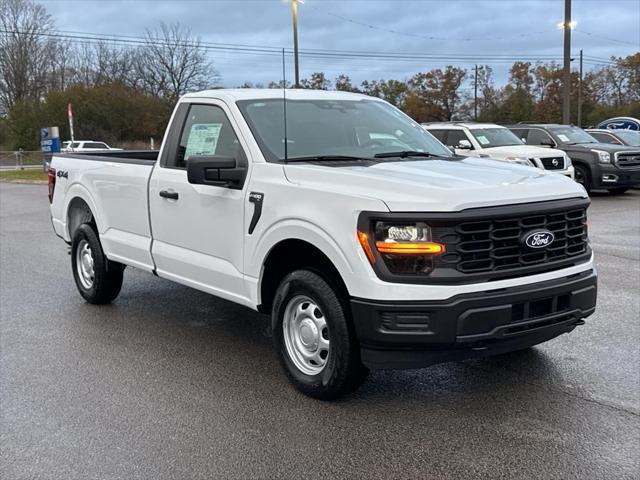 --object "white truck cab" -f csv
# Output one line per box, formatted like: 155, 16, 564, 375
48, 90, 596, 399
423, 122, 574, 178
